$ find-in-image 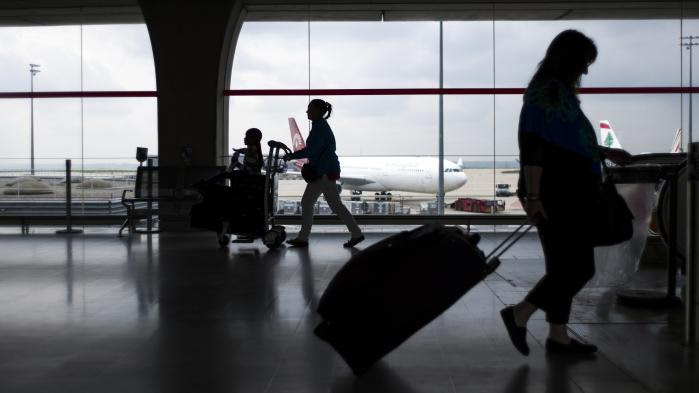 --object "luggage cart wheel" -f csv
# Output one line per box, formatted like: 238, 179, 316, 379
263, 227, 285, 249
273, 226, 286, 243
217, 234, 230, 247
